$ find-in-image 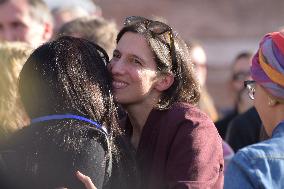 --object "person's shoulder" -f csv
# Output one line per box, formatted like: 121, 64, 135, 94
231, 107, 260, 125
66, 120, 110, 152
231, 138, 284, 184
234, 137, 284, 164
168, 102, 221, 141
156, 103, 218, 144
215, 108, 238, 124
169, 102, 212, 123
30, 120, 110, 153
0, 125, 35, 149
228, 146, 260, 179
